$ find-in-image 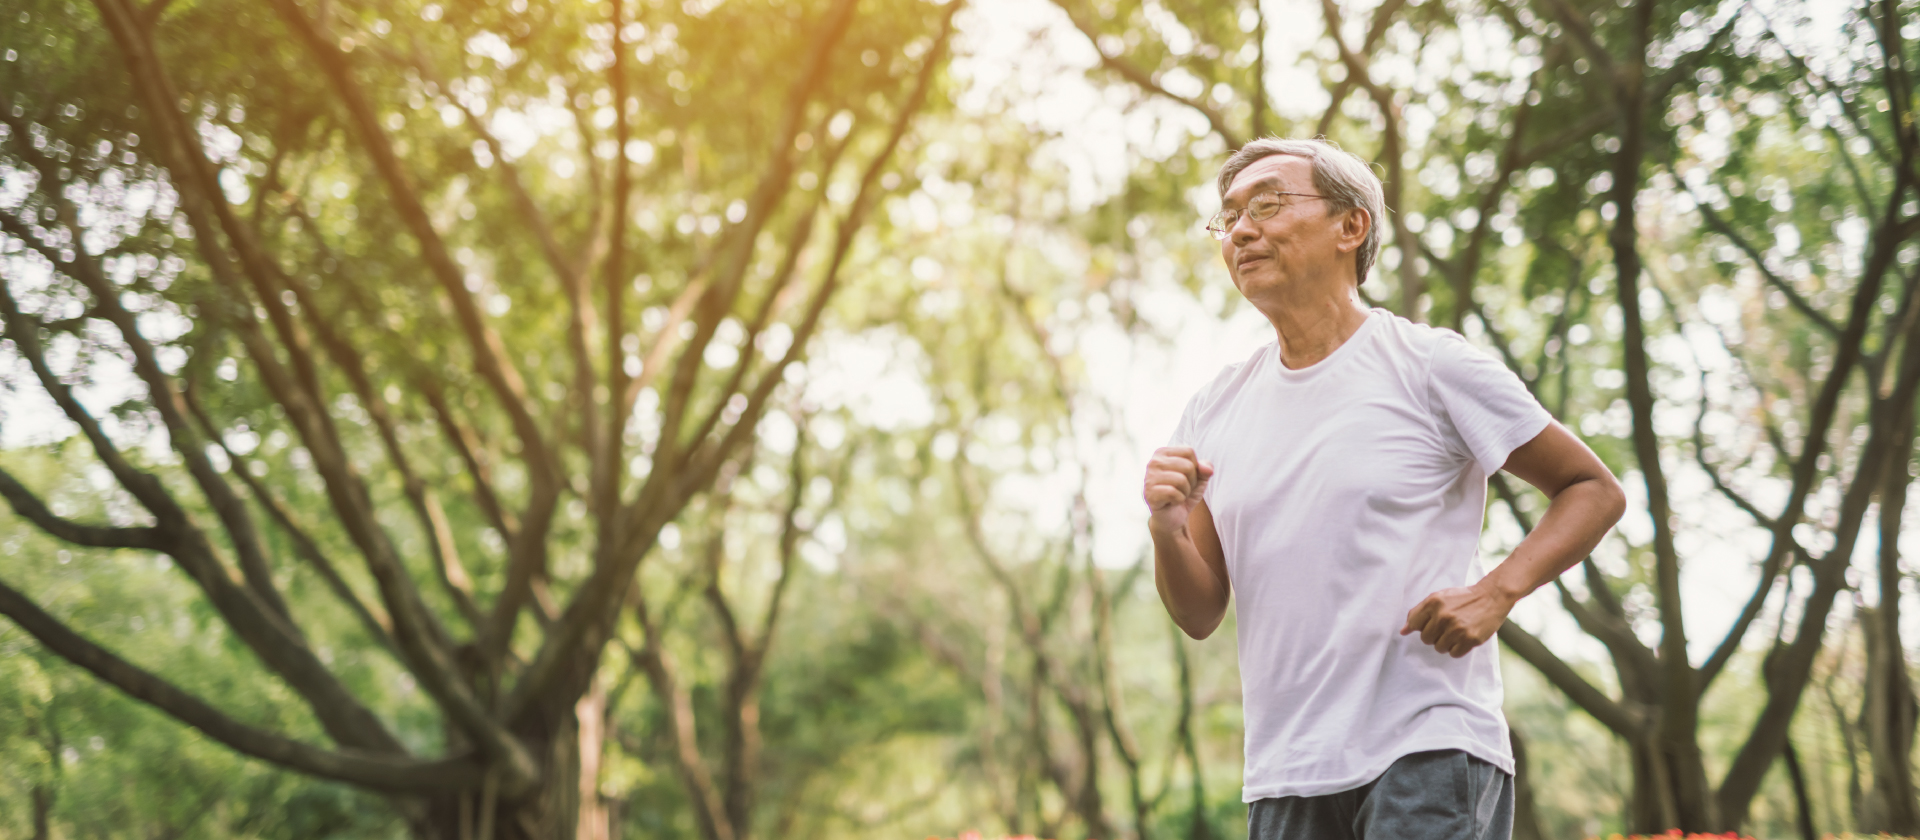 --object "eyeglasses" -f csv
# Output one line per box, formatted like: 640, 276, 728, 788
1206, 191, 1326, 240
